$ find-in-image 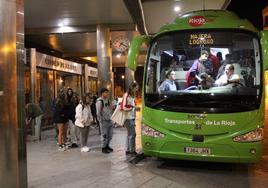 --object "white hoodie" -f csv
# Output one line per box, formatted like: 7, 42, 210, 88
75, 103, 93, 127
